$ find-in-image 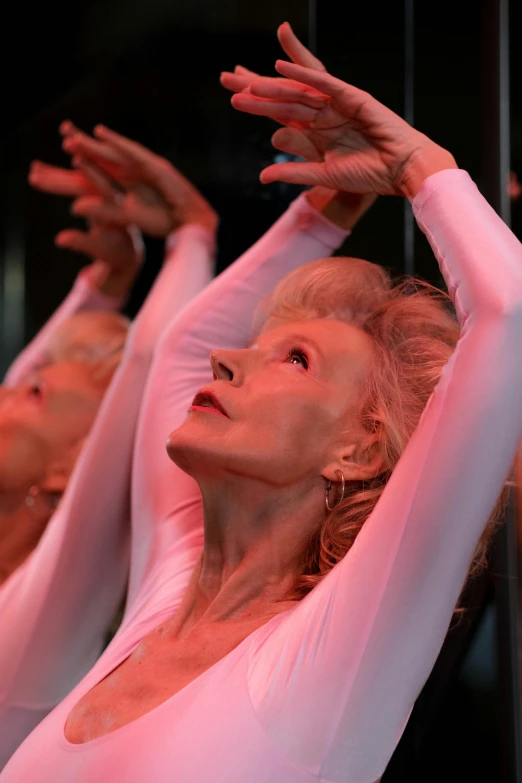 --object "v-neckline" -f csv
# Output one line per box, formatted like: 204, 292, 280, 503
61, 605, 293, 750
